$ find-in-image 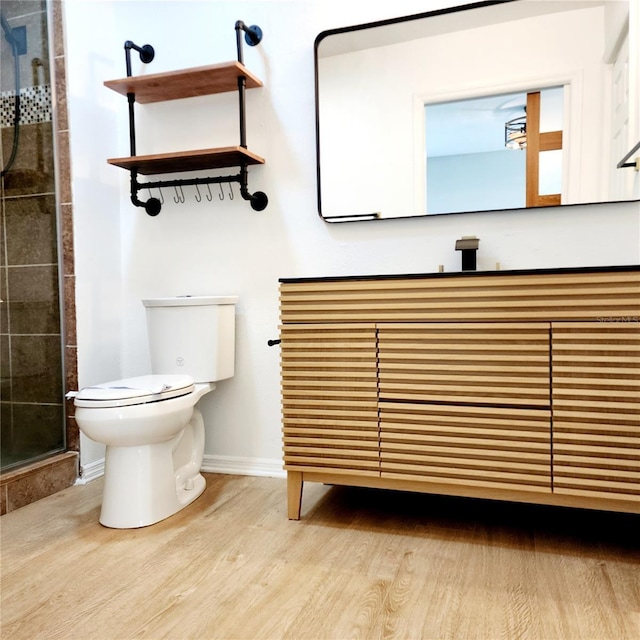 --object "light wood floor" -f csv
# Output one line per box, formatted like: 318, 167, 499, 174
1, 473, 638, 640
